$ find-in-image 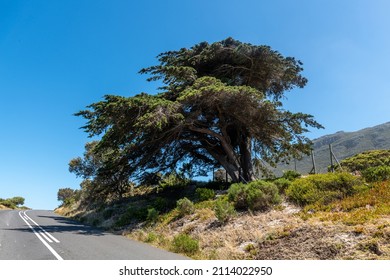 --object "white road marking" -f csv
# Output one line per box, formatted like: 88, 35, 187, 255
18, 211, 63, 260
24, 211, 60, 243
39, 232, 53, 243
